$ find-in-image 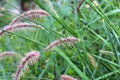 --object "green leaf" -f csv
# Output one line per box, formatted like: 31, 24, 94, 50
55, 48, 89, 80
